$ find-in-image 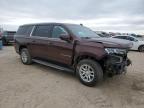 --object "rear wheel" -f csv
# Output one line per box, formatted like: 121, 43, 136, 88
138, 45, 144, 52
20, 48, 32, 65
76, 59, 103, 87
